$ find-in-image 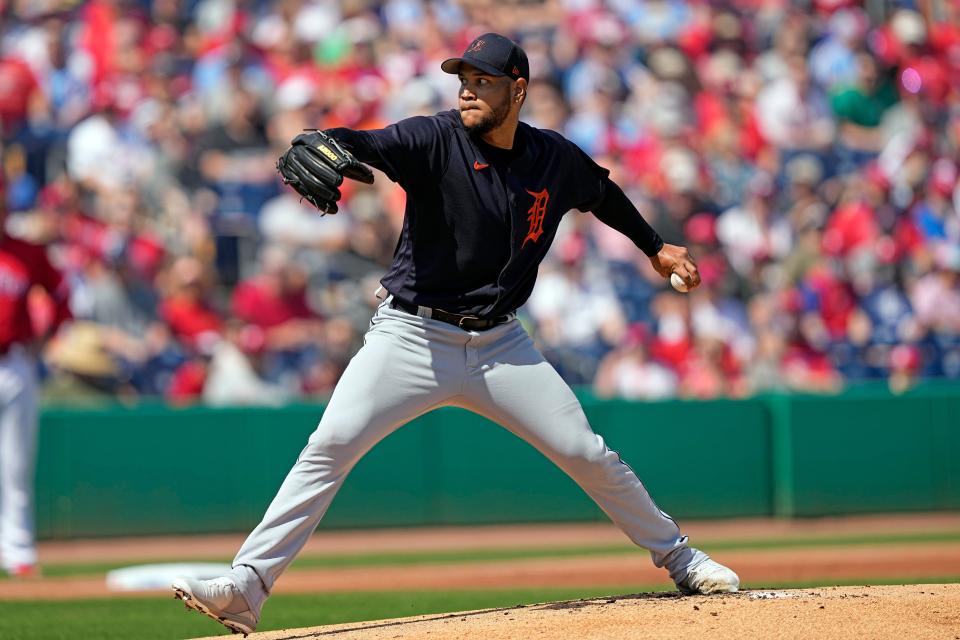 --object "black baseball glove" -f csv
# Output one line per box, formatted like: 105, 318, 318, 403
276, 130, 375, 215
